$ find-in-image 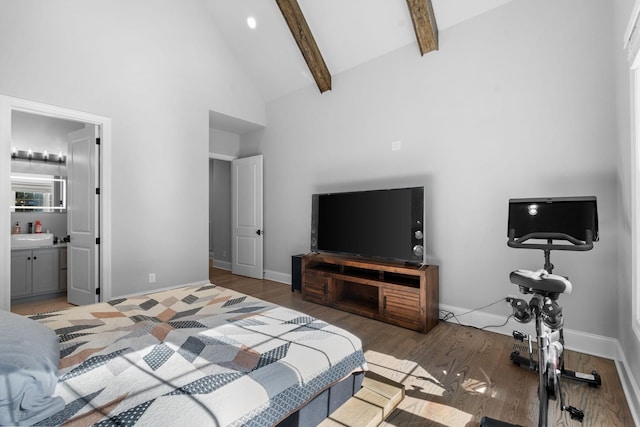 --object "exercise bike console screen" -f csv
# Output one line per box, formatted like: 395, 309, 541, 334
508, 196, 599, 247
